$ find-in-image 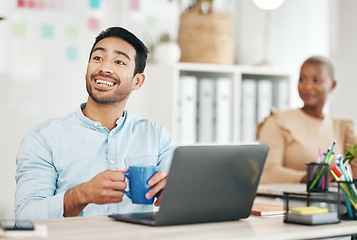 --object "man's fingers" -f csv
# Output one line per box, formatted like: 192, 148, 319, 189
102, 170, 127, 182
145, 177, 167, 200
146, 171, 168, 200
147, 171, 168, 186
154, 190, 163, 206
105, 181, 127, 191
98, 190, 125, 204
